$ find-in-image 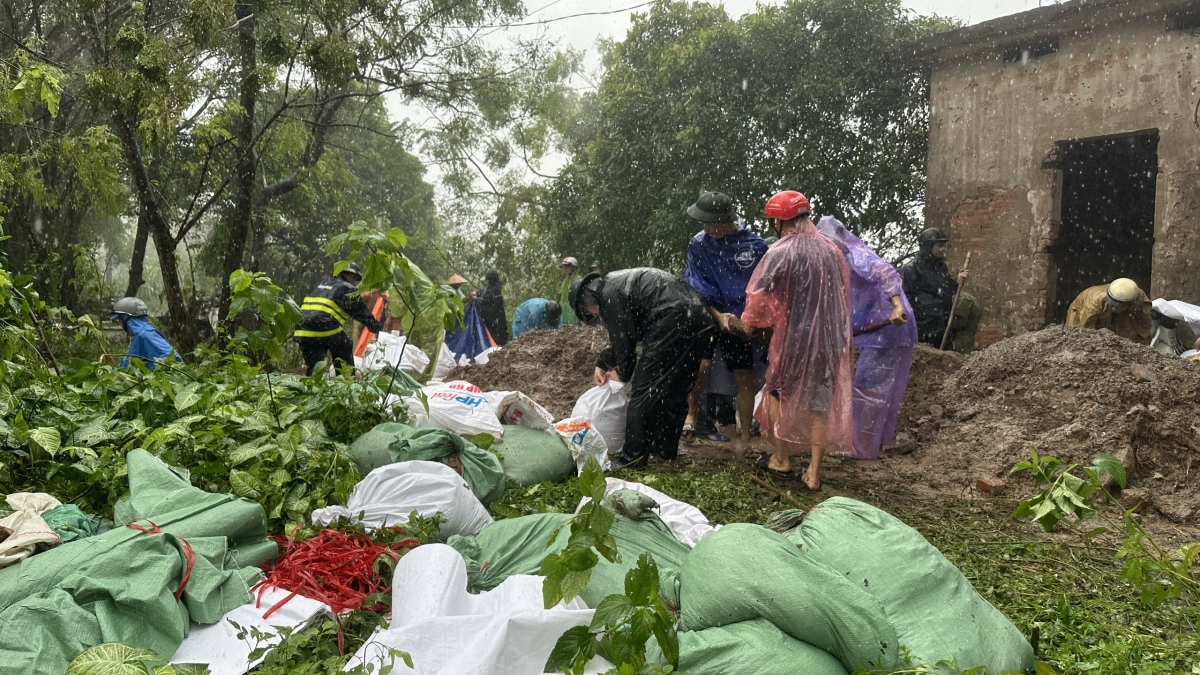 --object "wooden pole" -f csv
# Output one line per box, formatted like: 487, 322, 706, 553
748, 474, 806, 509
940, 251, 972, 351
